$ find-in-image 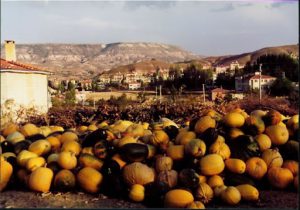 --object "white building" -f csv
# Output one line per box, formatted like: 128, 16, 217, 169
235, 72, 276, 92
128, 82, 141, 90
215, 65, 229, 74
111, 72, 124, 84
1, 40, 51, 114
98, 73, 111, 84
